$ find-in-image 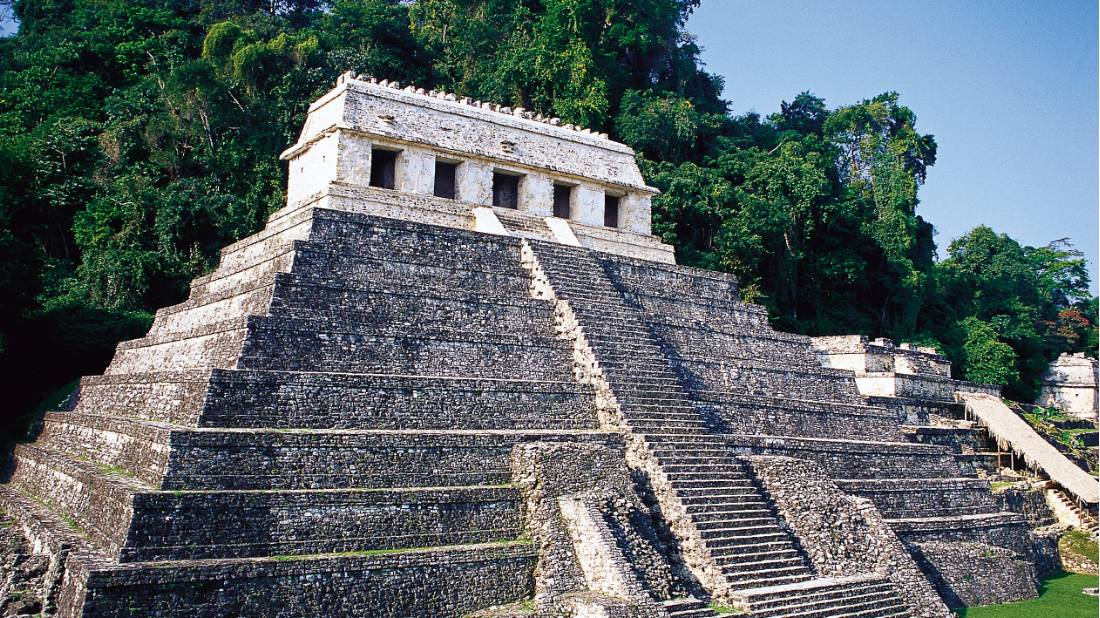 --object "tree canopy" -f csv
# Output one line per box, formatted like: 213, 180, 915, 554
0, 0, 1094, 437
